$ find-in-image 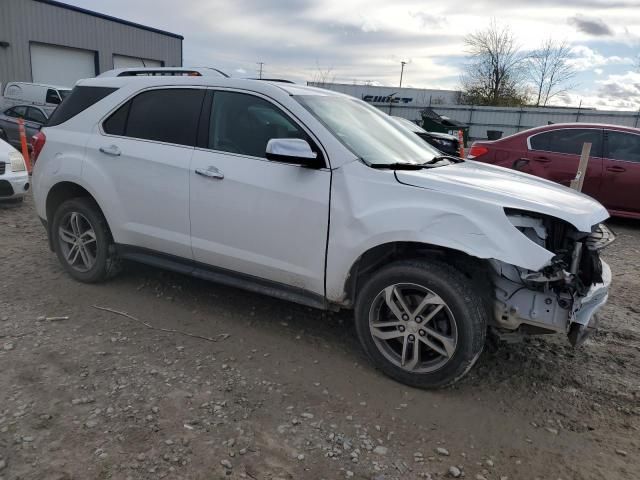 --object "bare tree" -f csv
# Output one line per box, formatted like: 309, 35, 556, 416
311, 63, 335, 87
461, 20, 528, 106
528, 39, 577, 106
